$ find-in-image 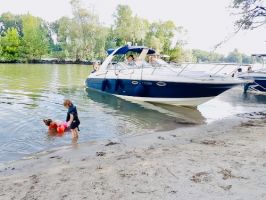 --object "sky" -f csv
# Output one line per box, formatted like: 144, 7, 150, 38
0, 0, 266, 55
